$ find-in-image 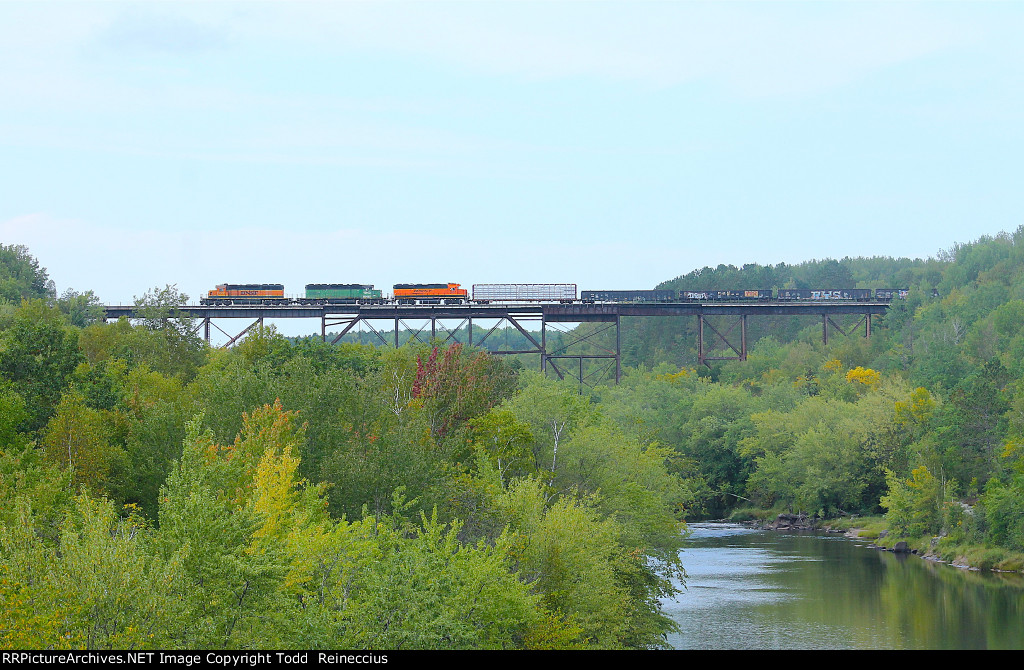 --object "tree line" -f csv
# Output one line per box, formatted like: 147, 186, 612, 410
0, 244, 690, 649
5, 226, 1024, 650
